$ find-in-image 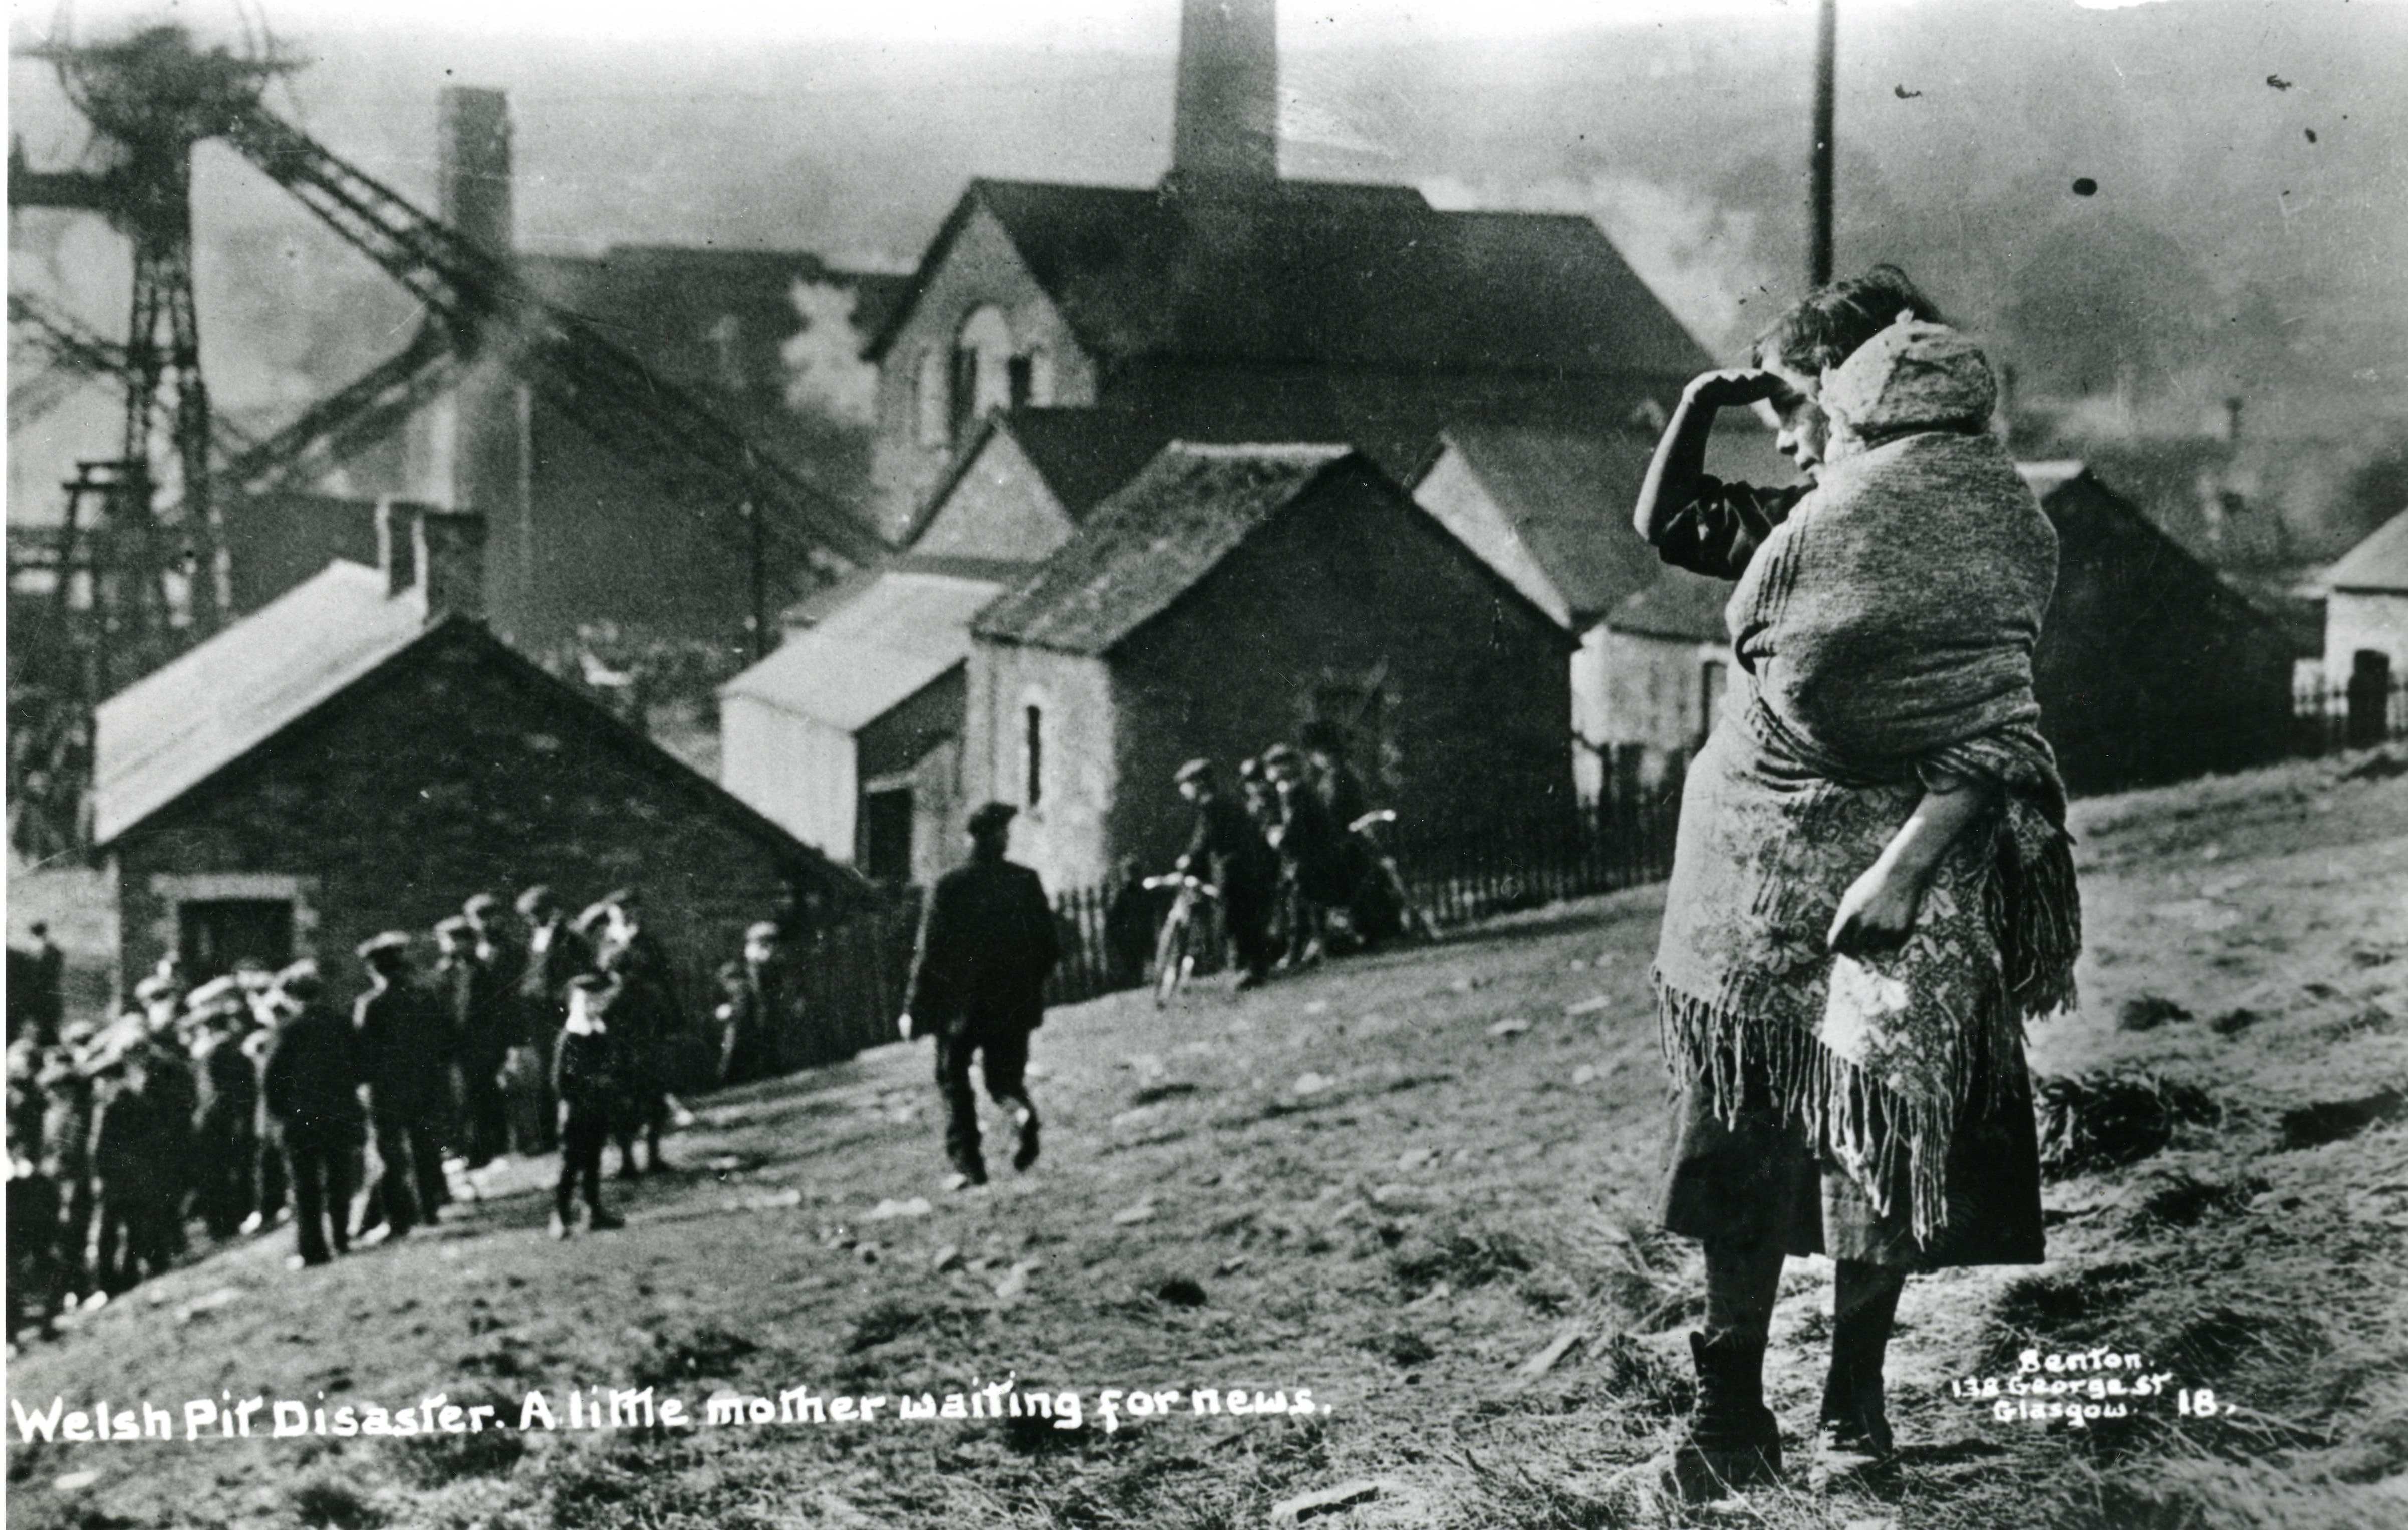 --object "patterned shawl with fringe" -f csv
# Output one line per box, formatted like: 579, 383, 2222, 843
1652, 344, 2081, 1245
